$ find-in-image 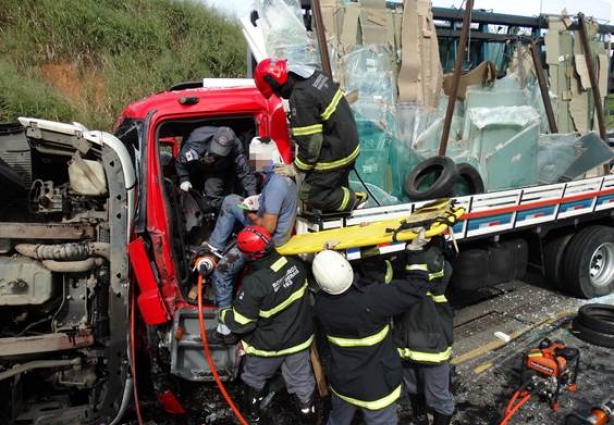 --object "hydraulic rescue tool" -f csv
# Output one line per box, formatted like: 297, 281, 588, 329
498, 338, 580, 425
565, 398, 614, 425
